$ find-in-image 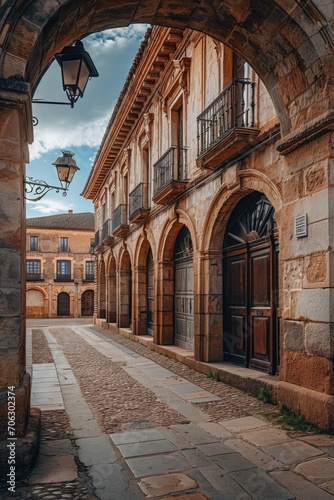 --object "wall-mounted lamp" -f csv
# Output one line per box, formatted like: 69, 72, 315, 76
32, 40, 99, 111
25, 150, 80, 201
